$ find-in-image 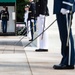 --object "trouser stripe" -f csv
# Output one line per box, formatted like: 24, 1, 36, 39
69, 39, 71, 65
66, 14, 72, 65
